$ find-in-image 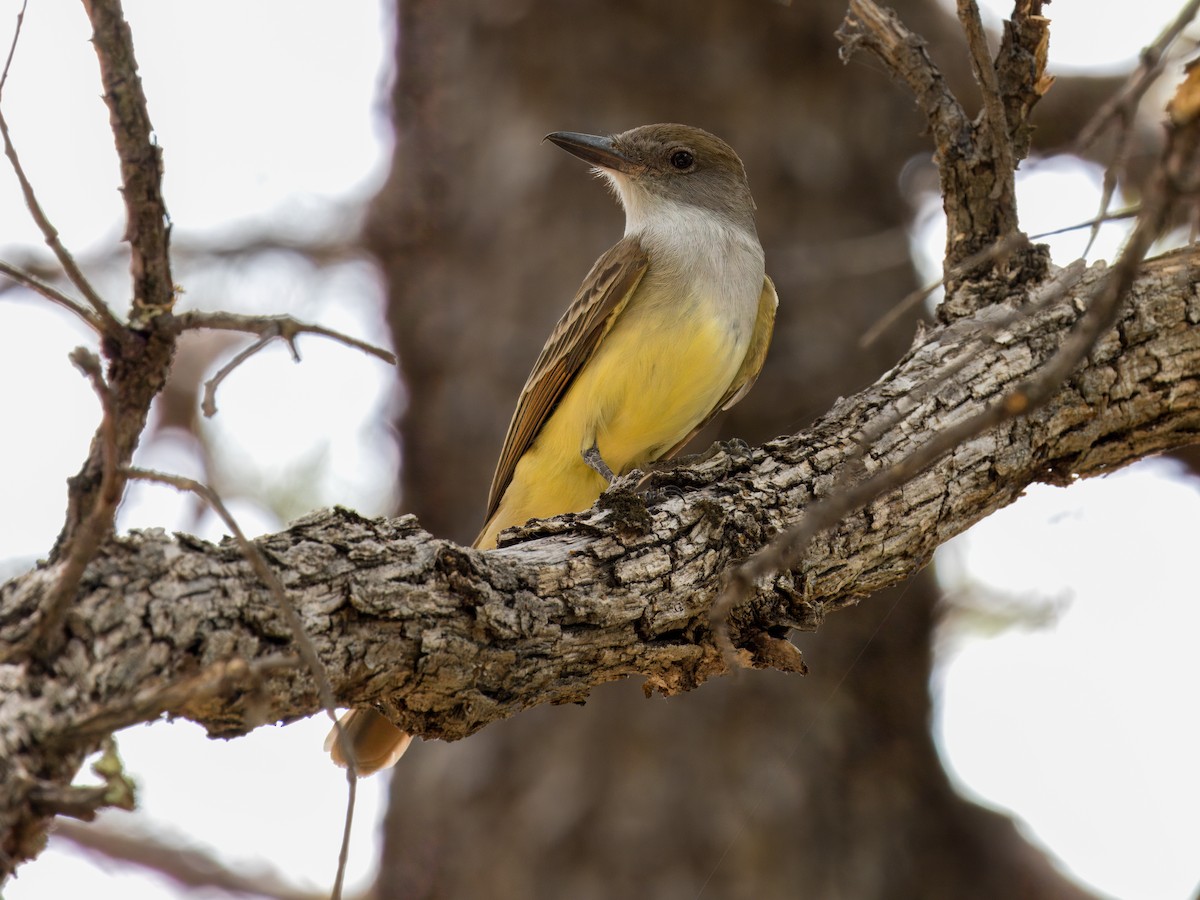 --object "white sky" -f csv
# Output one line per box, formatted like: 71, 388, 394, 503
1, 2, 1198, 898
